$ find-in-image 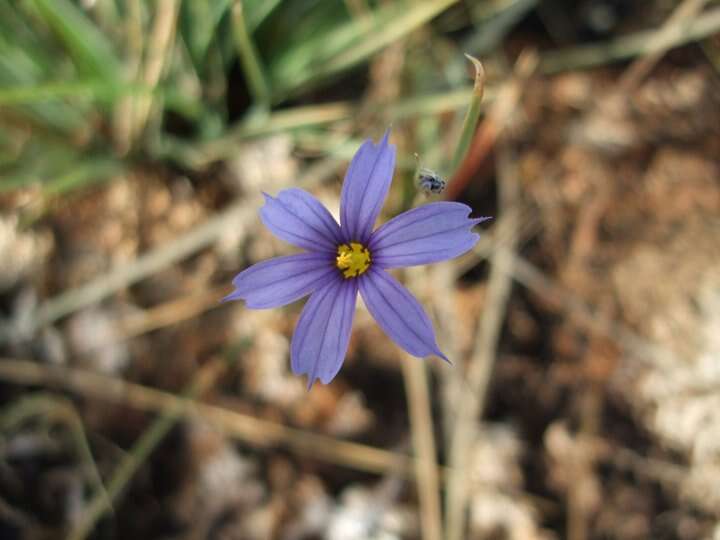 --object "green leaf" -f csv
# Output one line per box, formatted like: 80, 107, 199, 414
25, 0, 122, 82
245, 0, 283, 32
180, 0, 233, 68
269, 0, 461, 100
